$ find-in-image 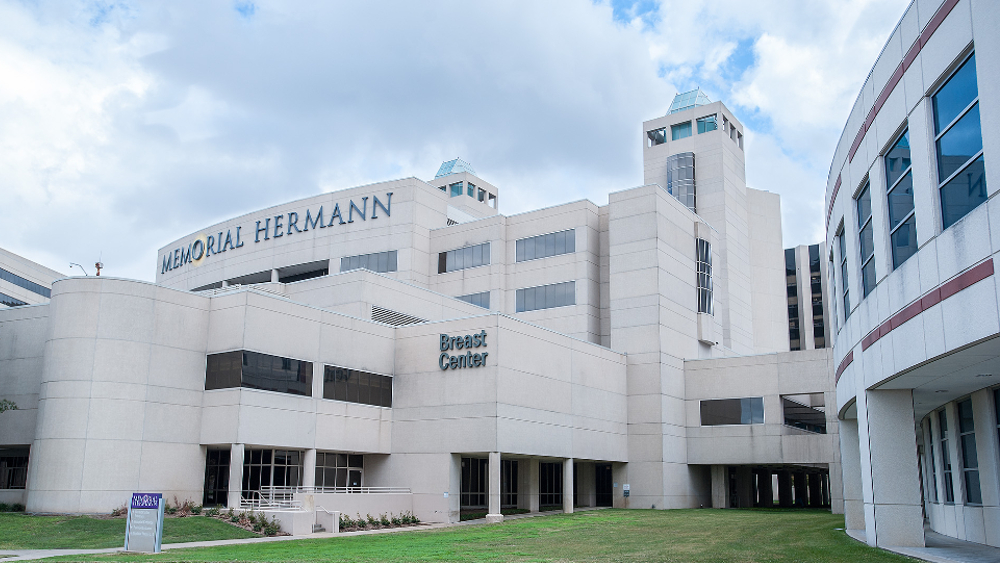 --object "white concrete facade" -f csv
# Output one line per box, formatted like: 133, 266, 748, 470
827, 0, 1000, 548
0, 95, 838, 525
